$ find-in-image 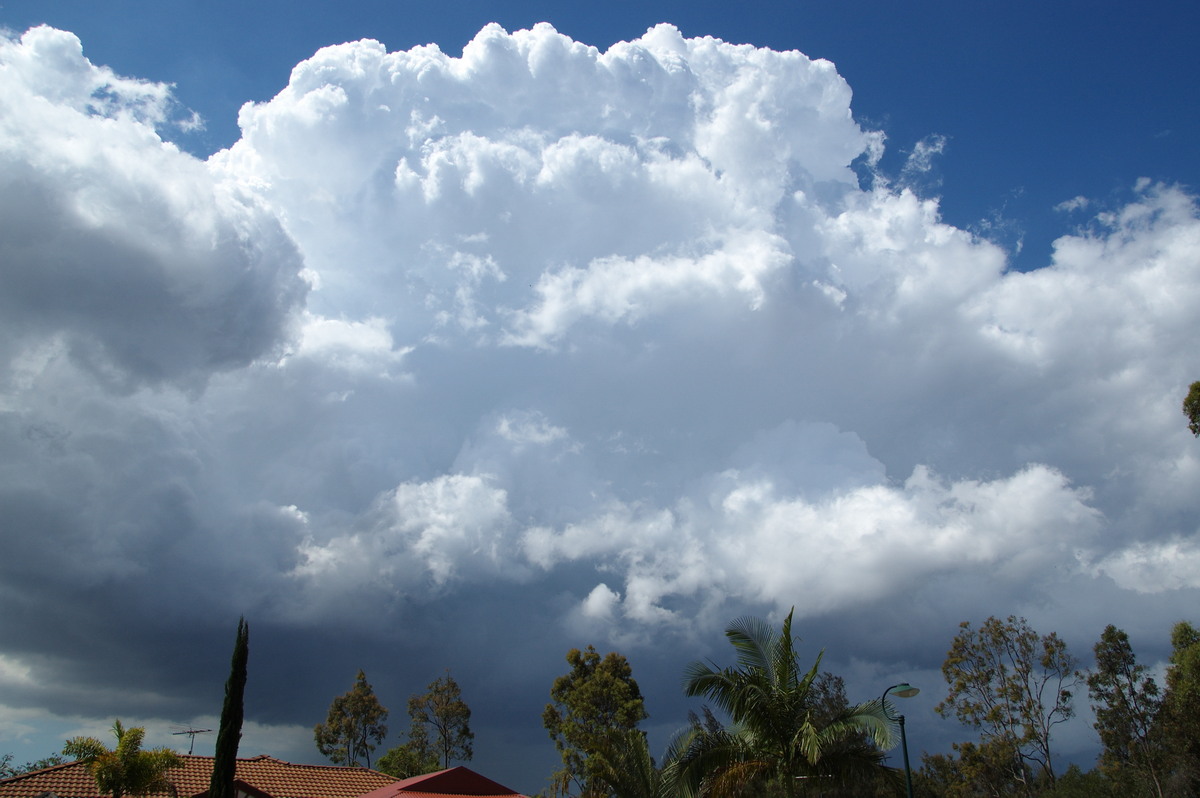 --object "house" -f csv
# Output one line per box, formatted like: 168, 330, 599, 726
355, 768, 528, 798
0, 755, 396, 798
